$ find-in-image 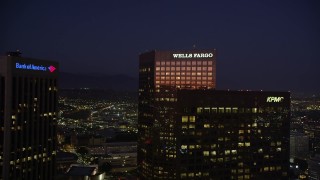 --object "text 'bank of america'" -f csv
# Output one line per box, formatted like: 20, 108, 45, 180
138, 49, 290, 179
